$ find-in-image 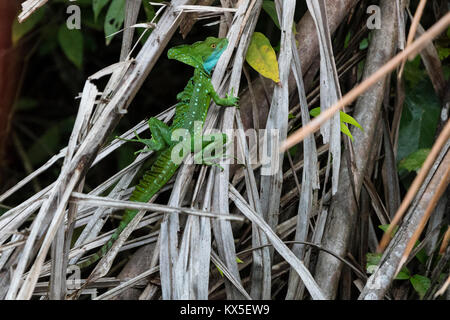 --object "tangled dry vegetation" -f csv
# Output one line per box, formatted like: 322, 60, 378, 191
0, 0, 449, 300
